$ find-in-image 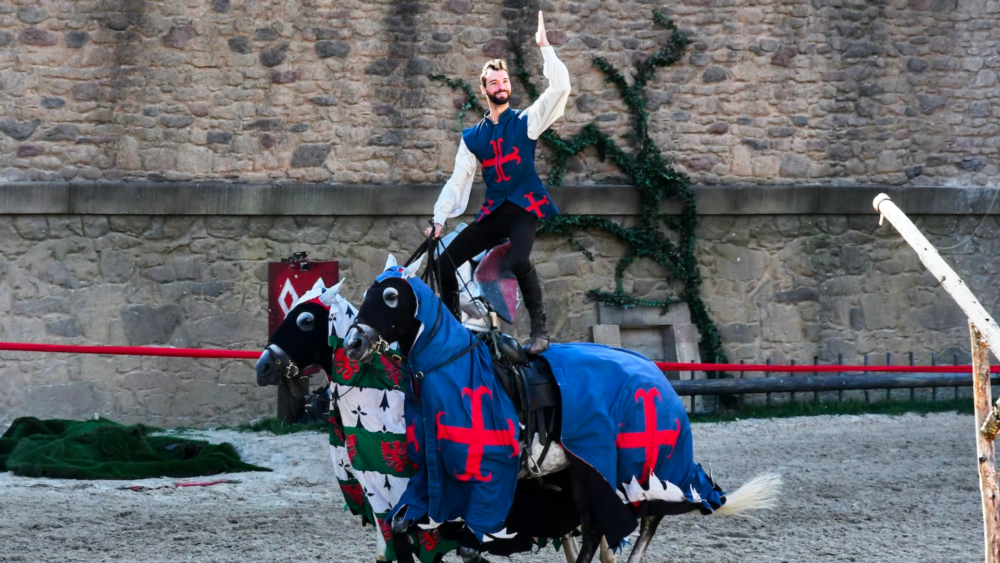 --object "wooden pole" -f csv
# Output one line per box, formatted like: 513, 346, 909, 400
874, 195, 1000, 562
874, 194, 1000, 358
971, 323, 1000, 563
